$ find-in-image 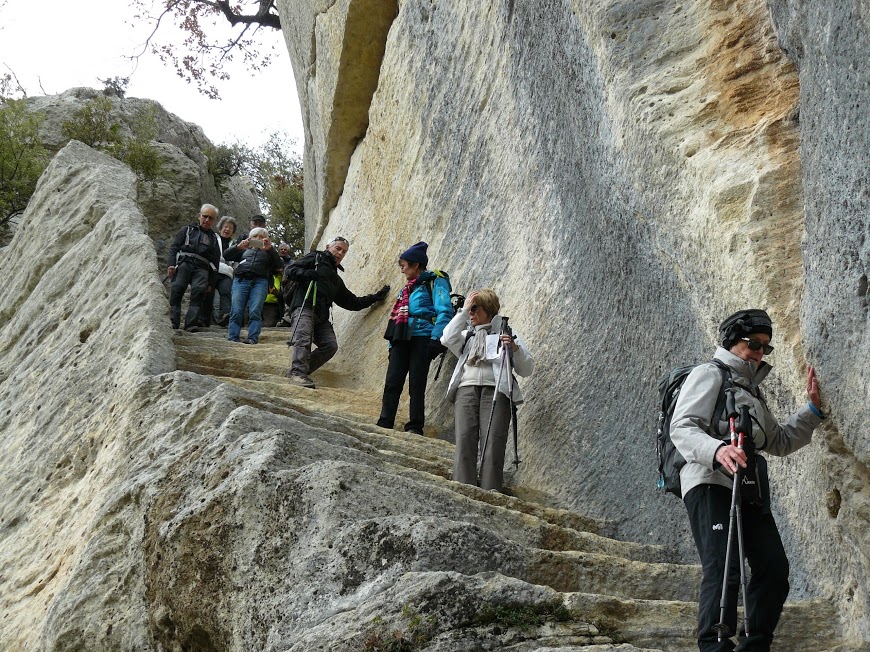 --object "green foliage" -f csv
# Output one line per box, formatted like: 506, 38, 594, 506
61, 96, 122, 149
208, 132, 305, 256
205, 142, 252, 192
116, 104, 168, 183
99, 76, 131, 99
362, 606, 438, 651
474, 602, 571, 631
61, 98, 168, 185
0, 96, 49, 225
